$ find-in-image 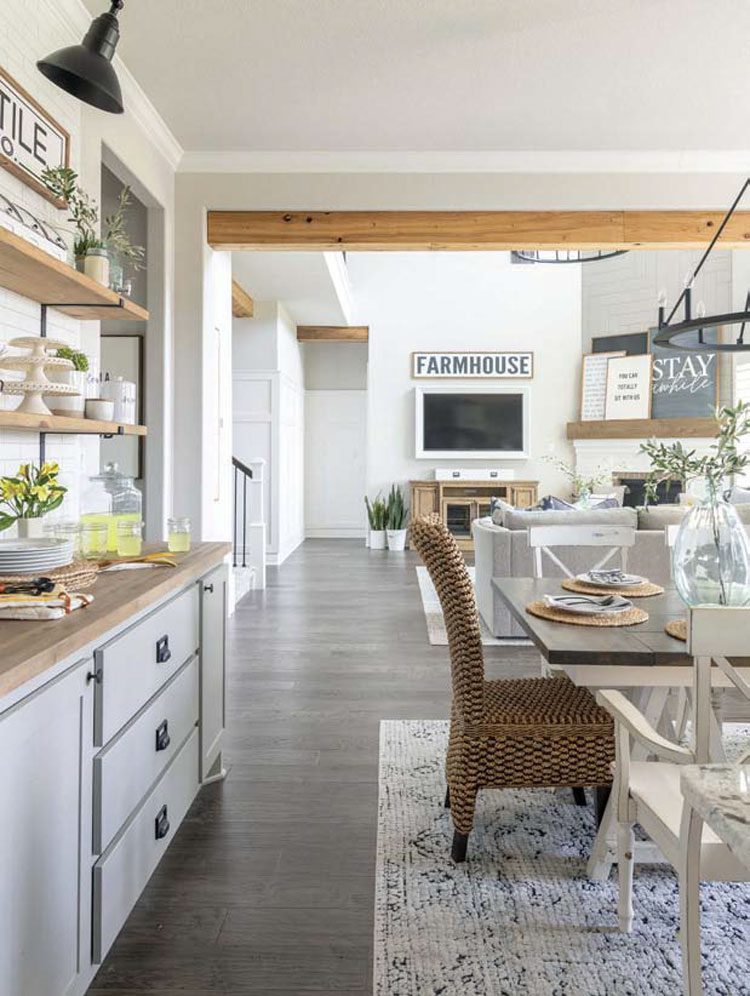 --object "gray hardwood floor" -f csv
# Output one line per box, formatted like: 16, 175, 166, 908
89, 539, 539, 995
